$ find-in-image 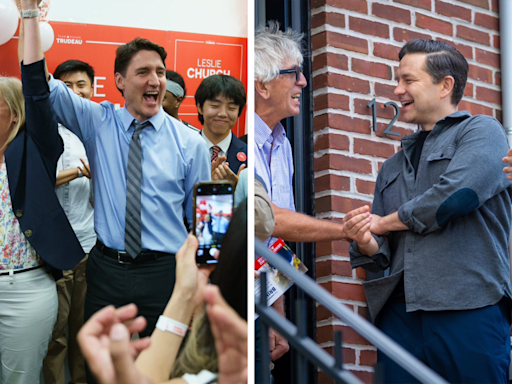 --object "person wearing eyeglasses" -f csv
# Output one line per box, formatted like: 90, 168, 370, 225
254, 21, 371, 381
